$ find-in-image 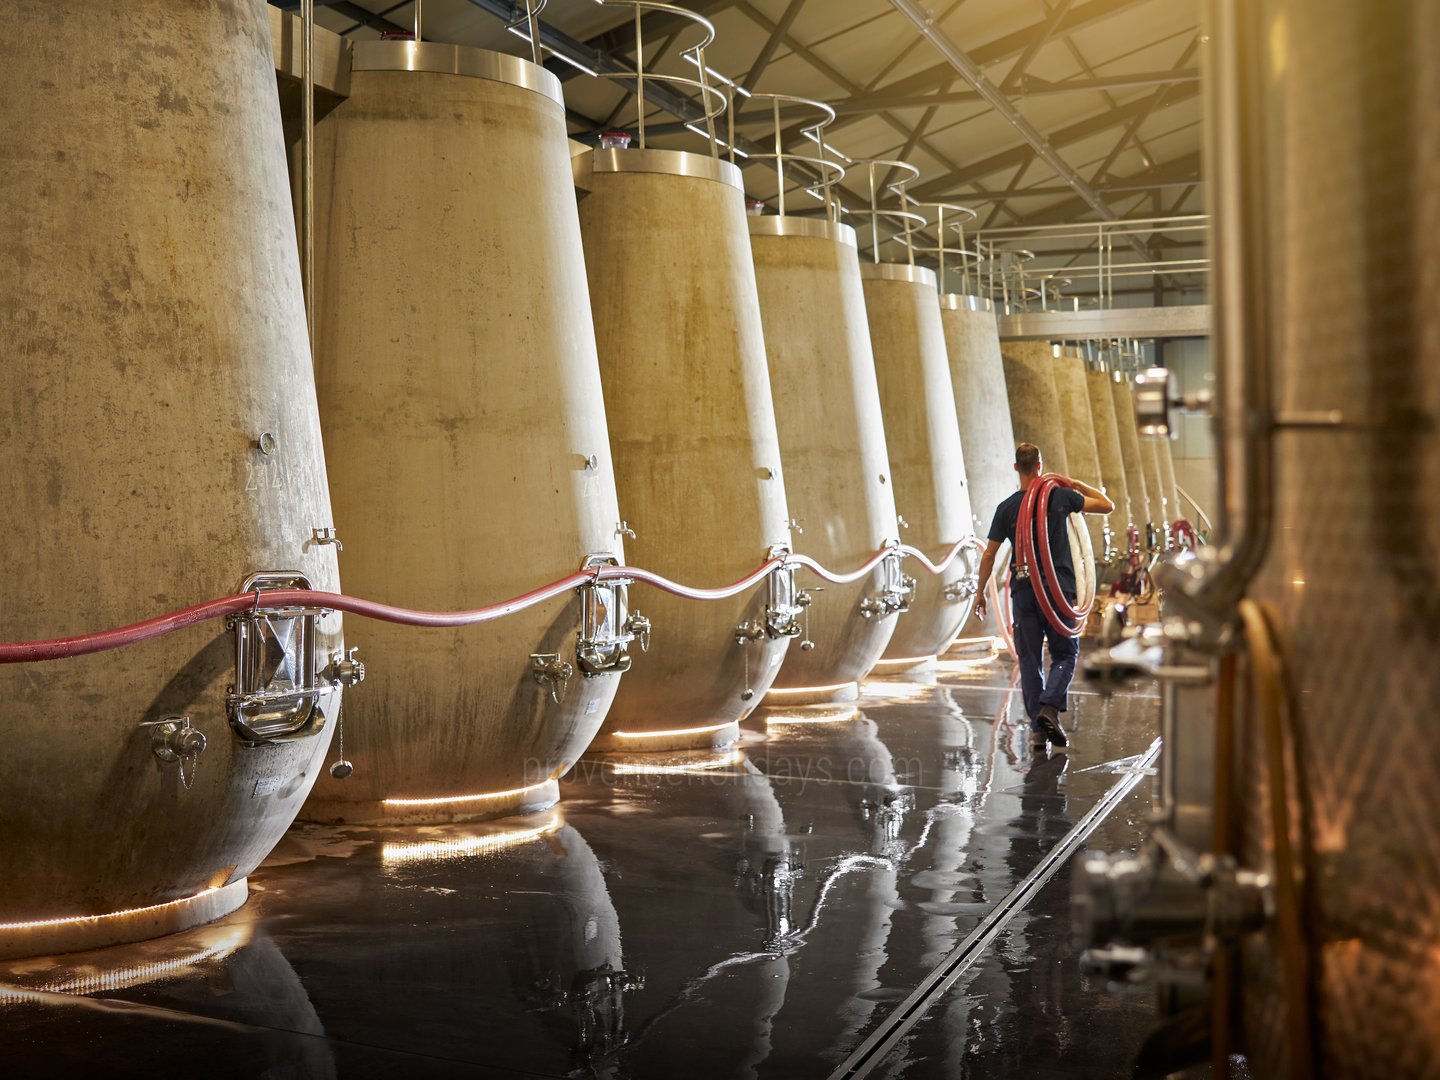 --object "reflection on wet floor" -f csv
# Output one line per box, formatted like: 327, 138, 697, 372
0, 658, 1168, 1079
